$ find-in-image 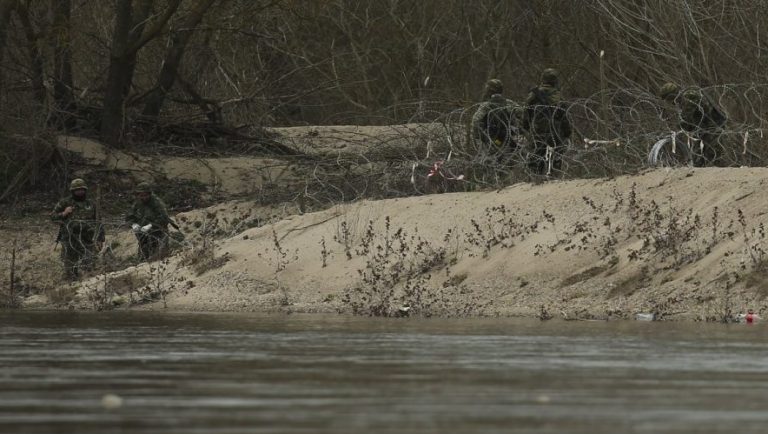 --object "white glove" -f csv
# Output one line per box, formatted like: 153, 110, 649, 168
131, 224, 141, 233
141, 223, 153, 233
